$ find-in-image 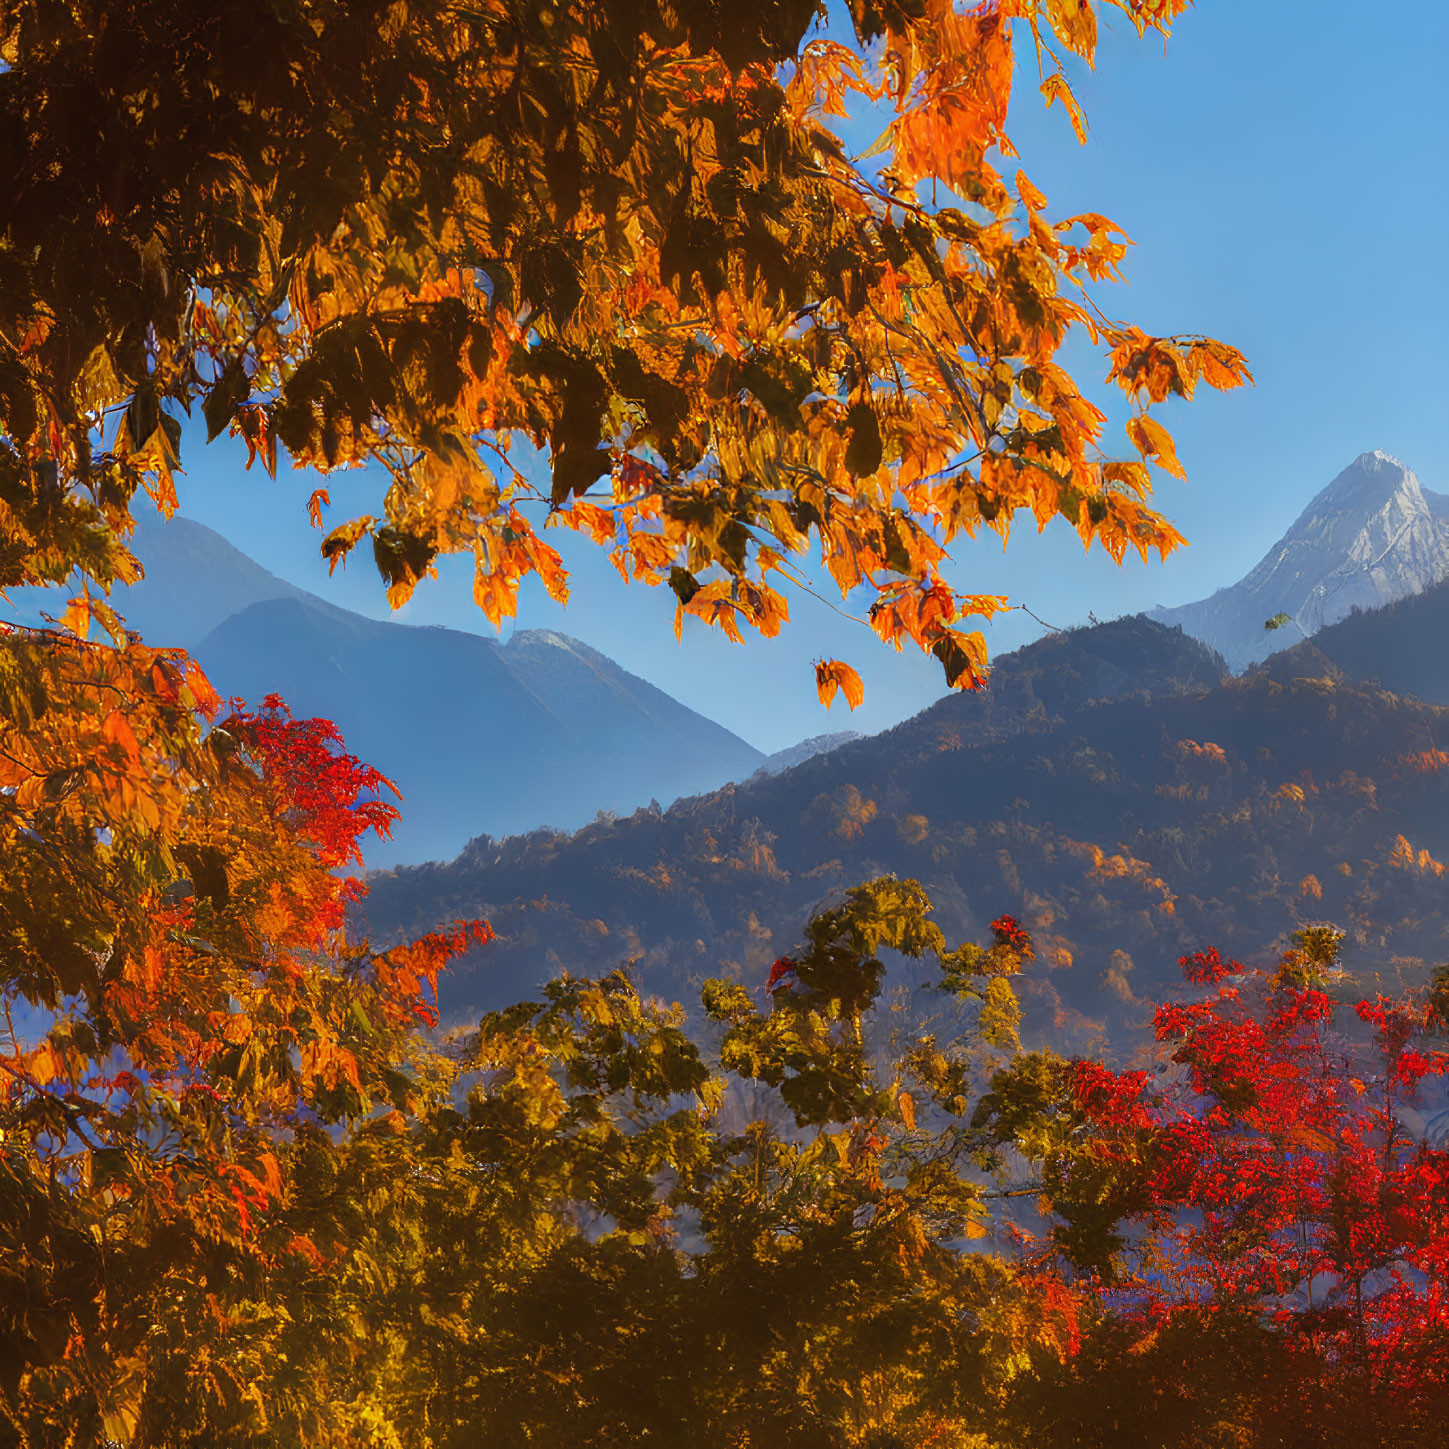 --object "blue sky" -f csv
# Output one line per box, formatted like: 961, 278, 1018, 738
160, 0, 1448, 753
